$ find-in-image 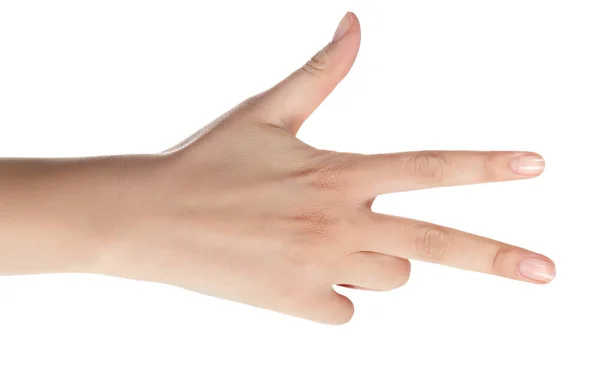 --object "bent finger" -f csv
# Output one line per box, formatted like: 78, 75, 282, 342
339, 251, 411, 291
